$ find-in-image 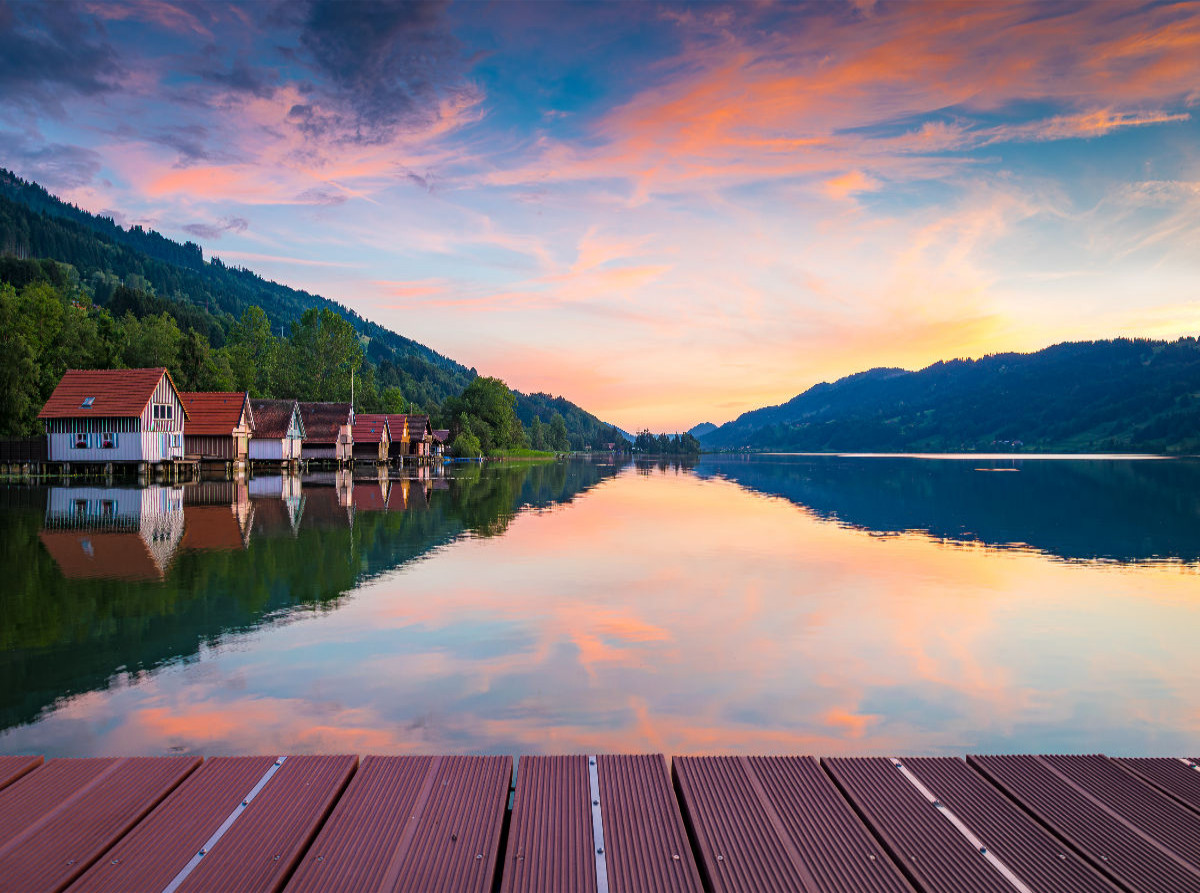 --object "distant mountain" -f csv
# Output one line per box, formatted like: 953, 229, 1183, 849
687, 422, 717, 438
701, 340, 1200, 454
0, 169, 624, 447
